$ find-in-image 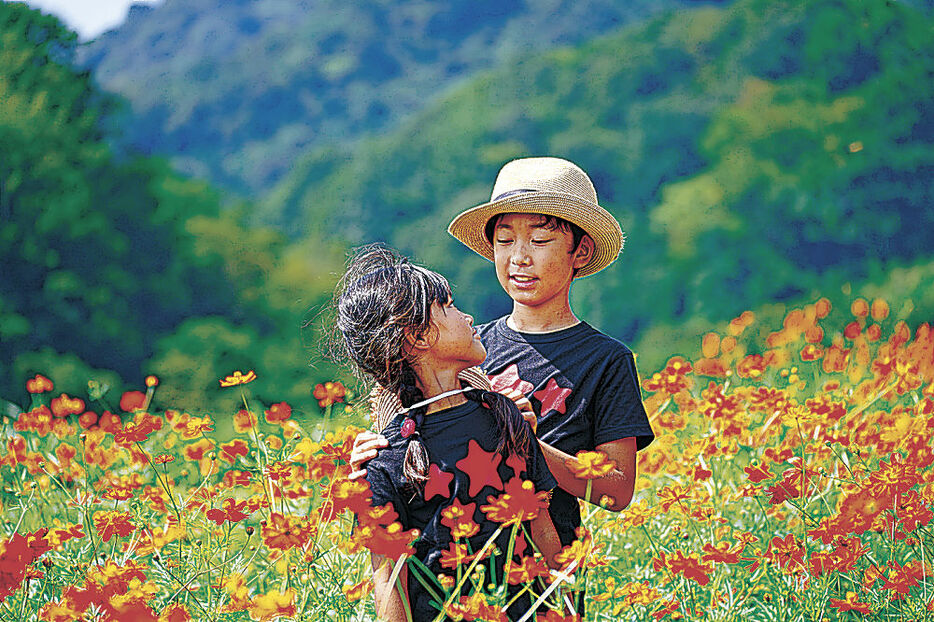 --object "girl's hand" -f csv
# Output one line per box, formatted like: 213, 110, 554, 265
349, 430, 389, 480
500, 388, 537, 434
